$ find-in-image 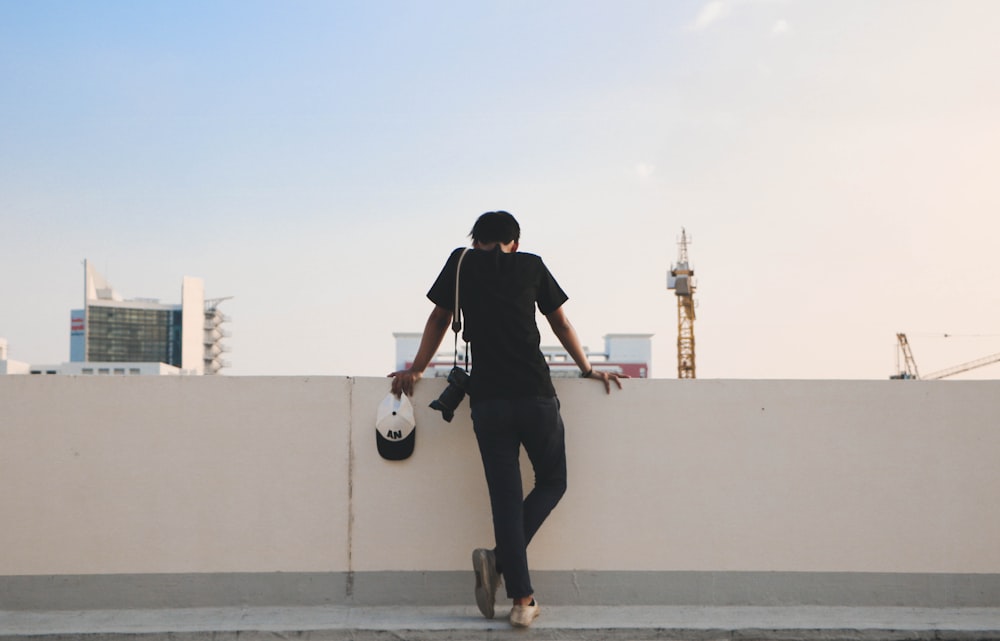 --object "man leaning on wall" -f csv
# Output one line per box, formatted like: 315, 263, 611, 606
389, 210, 625, 628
